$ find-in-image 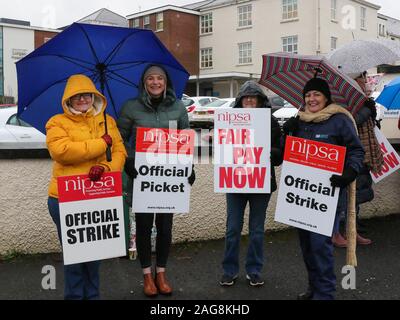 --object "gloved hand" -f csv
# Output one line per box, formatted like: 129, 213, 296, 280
102, 134, 113, 147
89, 165, 105, 181
124, 158, 138, 179
188, 165, 196, 186
364, 98, 377, 120
330, 167, 357, 188
283, 116, 299, 135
